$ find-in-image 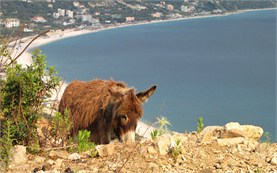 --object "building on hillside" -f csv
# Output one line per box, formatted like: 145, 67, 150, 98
66, 10, 74, 18
31, 16, 47, 23
151, 12, 163, 18
58, 8, 65, 17
126, 17, 135, 22
167, 4, 174, 11
4, 18, 20, 28
53, 12, 60, 19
